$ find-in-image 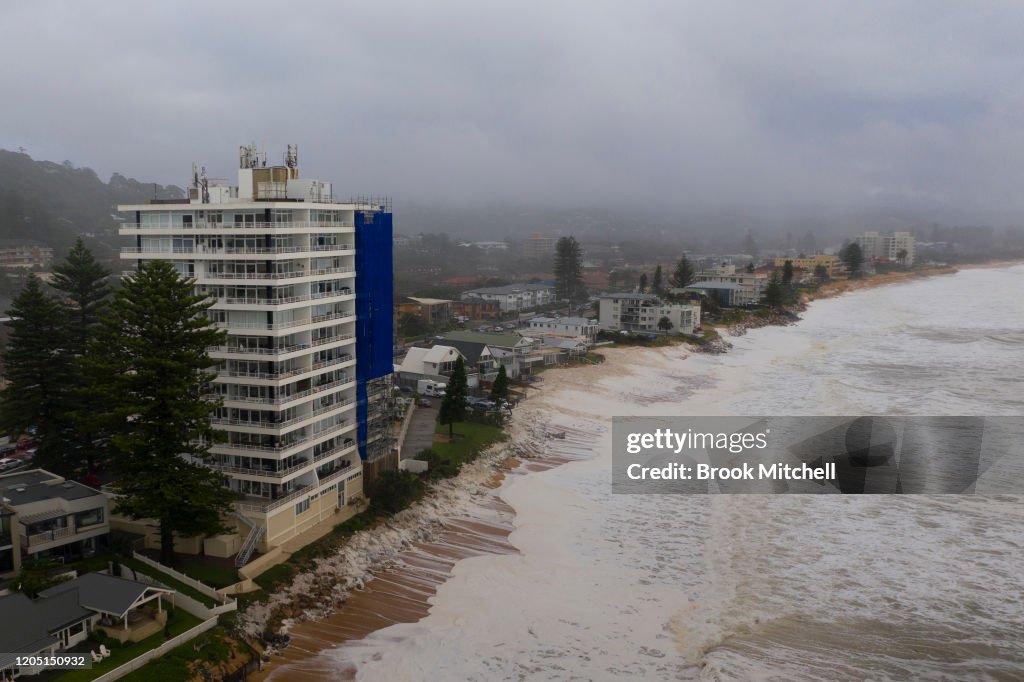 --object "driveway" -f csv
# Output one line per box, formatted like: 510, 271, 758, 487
401, 398, 440, 459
